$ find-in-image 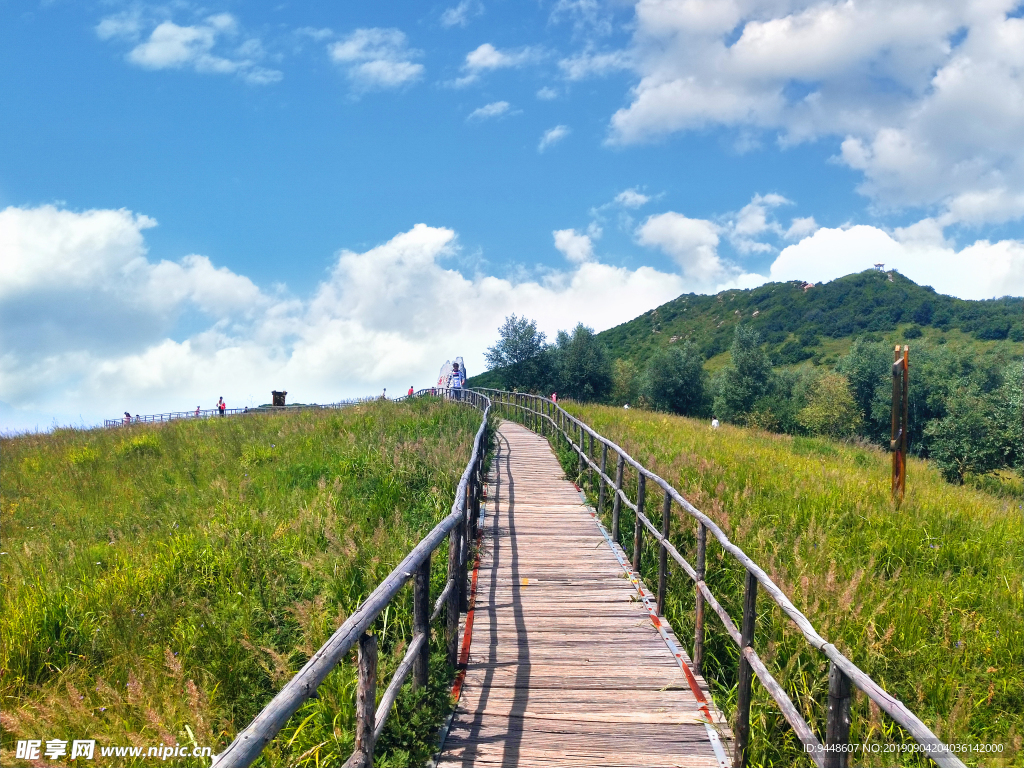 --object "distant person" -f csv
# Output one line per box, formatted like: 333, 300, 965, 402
382, 388, 387, 400
218, 397, 226, 416
195, 406, 200, 417
408, 385, 414, 397
711, 417, 720, 430
450, 362, 463, 401
123, 411, 131, 425
551, 392, 557, 403
623, 403, 630, 410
